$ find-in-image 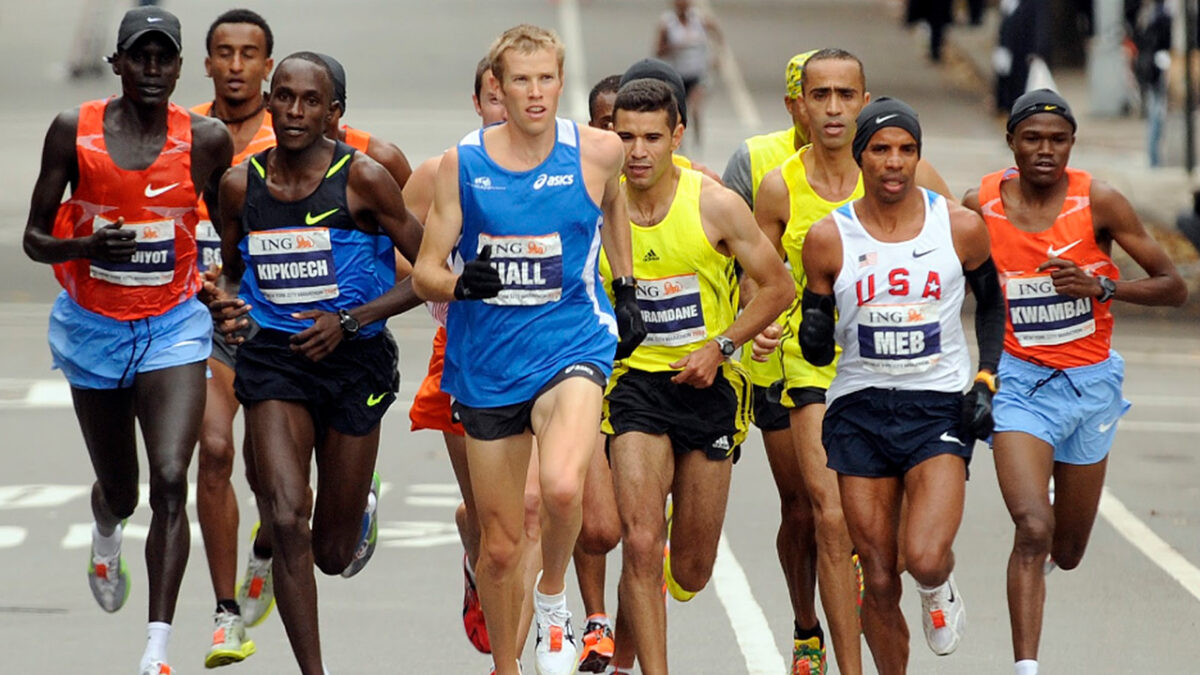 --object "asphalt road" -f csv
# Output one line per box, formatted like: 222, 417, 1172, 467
0, 1, 1197, 673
